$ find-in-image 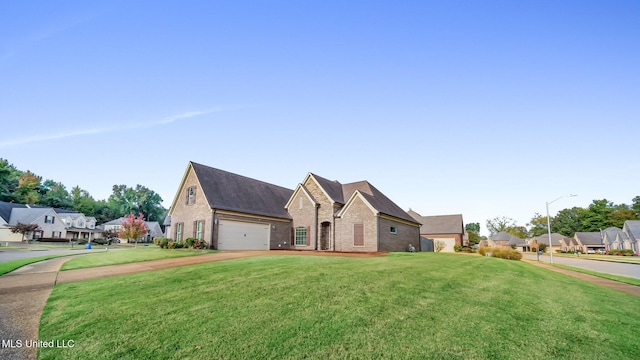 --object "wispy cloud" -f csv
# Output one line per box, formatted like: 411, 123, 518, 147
1, 14, 95, 64
0, 109, 216, 148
